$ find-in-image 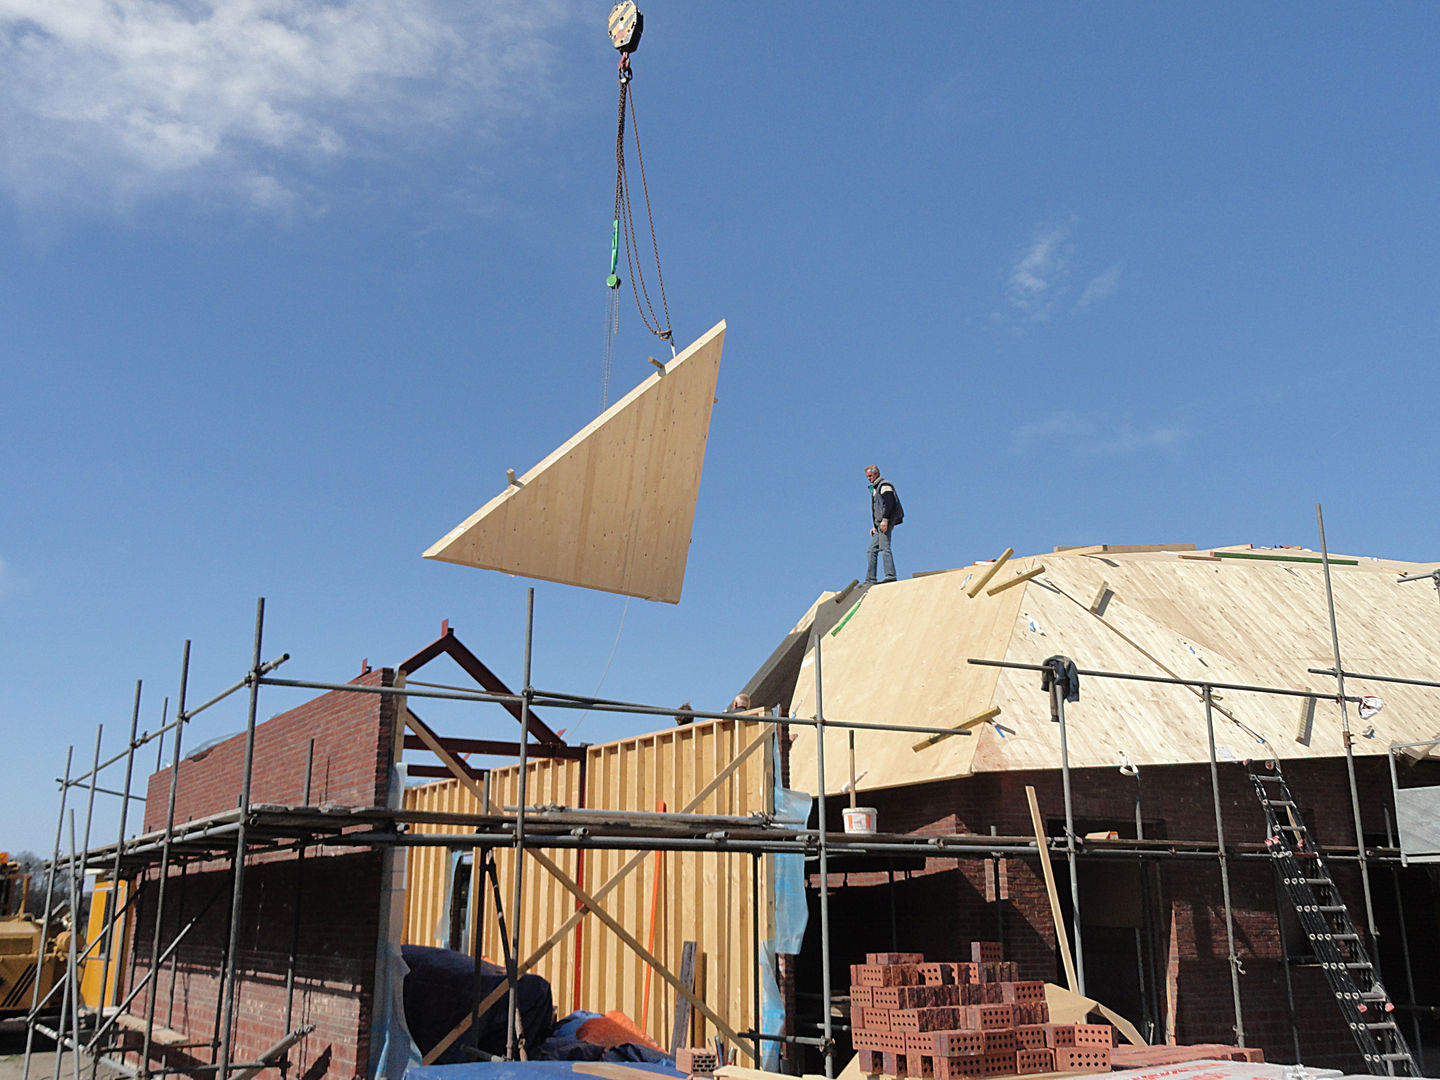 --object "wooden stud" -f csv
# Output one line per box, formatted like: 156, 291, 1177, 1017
1026, 785, 1078, 993
987, 564, 1045, 596
425, 320, 726, 604
967, 548, 1014, 598
671, 940, 698, 1053
910, 706, 999, 751
1088, 581, 1112, 614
